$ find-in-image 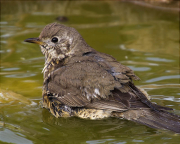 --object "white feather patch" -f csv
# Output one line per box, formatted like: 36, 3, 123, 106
94, 88, 100, 95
